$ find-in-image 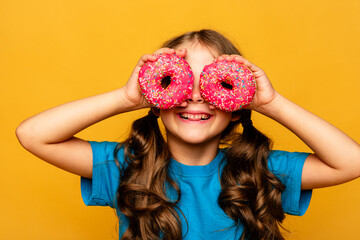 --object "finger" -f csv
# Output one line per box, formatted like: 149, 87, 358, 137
225, 55, 235, 61
138, 54, 150, 65
218, 54, 237, 62
153, 48, 175, 55
135, 54, 159, 73
217, 54, 241, 62
213, 54, 263, 76
175, 48, 187, 58
232, 55, 263, 73
139, 54, 157, 64
164, 48, 175, 54
153, 47, 187, 59
148, 54, 160, 61
214, 54, 229, 62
